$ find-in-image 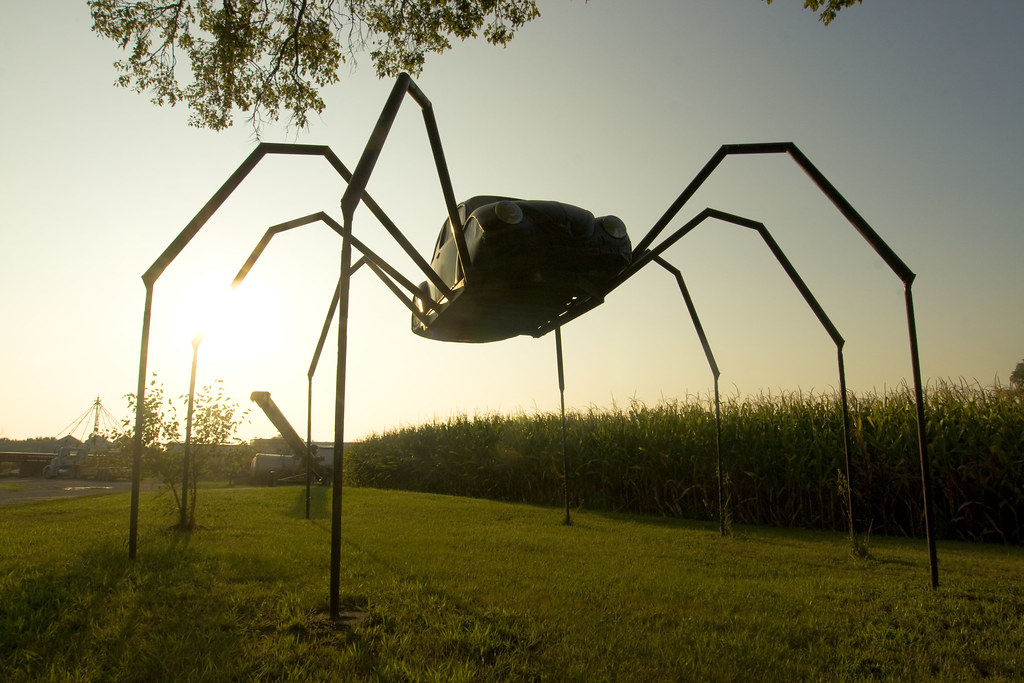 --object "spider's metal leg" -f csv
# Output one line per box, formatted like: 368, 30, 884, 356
652, 256, 725, 536
234, 212, 442, 320
903, 285, 937, 587
633, 141, 914, 281
228, 212, 362, 289
145, 143, 354, 285
327, 219, 430, 620
308, 257, 368, 385
836, 347, 854, 535
307, 376, 312, 517
301, 254, 426, 516
555, 327, 571, 526
329, 214, 355, 620
350, 236, 438, 313
406, 80, 471, 283
632, 149, 734, 258
738, 214, 857, 538
700, 209, 858, 549
362, 260, 434, 325
340, 73, 472, 287
308, 211, 444, 310
225, 208, 424, 426
129, 285, 153, 559
361, 195, 454, 298
645, 209, 857, 541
